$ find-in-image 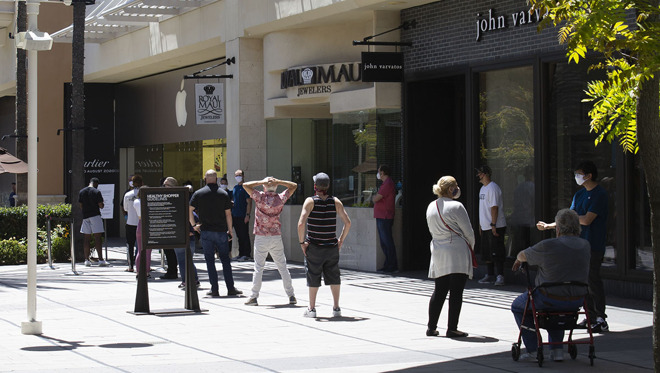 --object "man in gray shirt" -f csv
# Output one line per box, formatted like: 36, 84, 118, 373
511, 209, 590, 362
